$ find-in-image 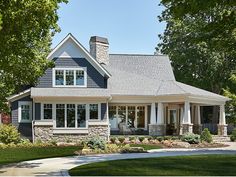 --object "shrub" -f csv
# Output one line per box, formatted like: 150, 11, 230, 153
86, 137, 106, 150
147, 136, 153, 141
118, 137, 125, 144
105, 144, 120, 153
230, 128, 236, 142
200, 128, 213, 143
138, 136, 145, 142
0, 124, 21, 144
156, 136, 164, 142
181, 133, 200, 144
110, 137, 116, 144
129, 136, 136, 141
